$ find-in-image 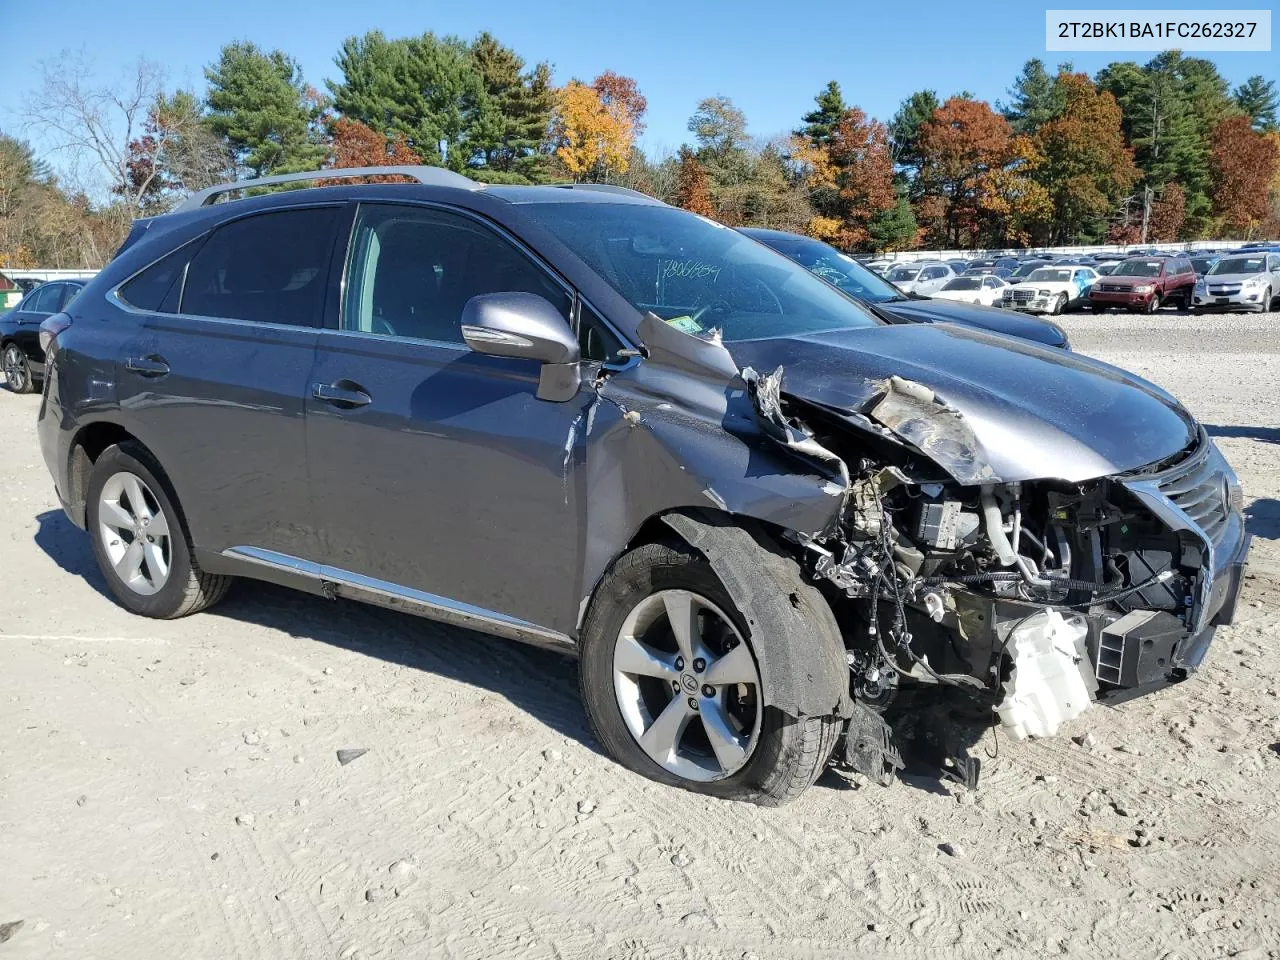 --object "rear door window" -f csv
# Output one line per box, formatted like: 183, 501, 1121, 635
28, 283, 63, 314
181, 207, 340, 326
